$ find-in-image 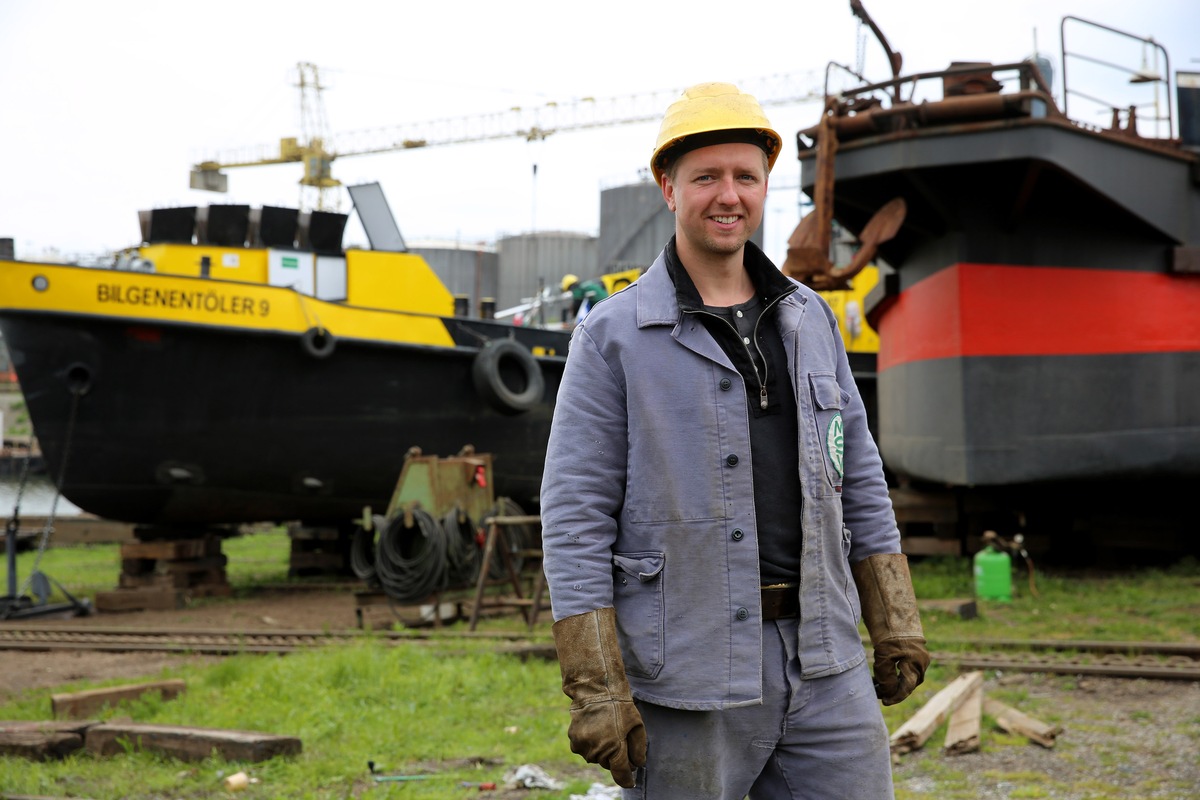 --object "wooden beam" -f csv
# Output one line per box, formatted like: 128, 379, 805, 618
943, 681, 982, 754
984, 697, 1063, 748
85, 722, 301, 762
0, 721, 95, 762
890, 670, 984, 754
52, 680, 186, 719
